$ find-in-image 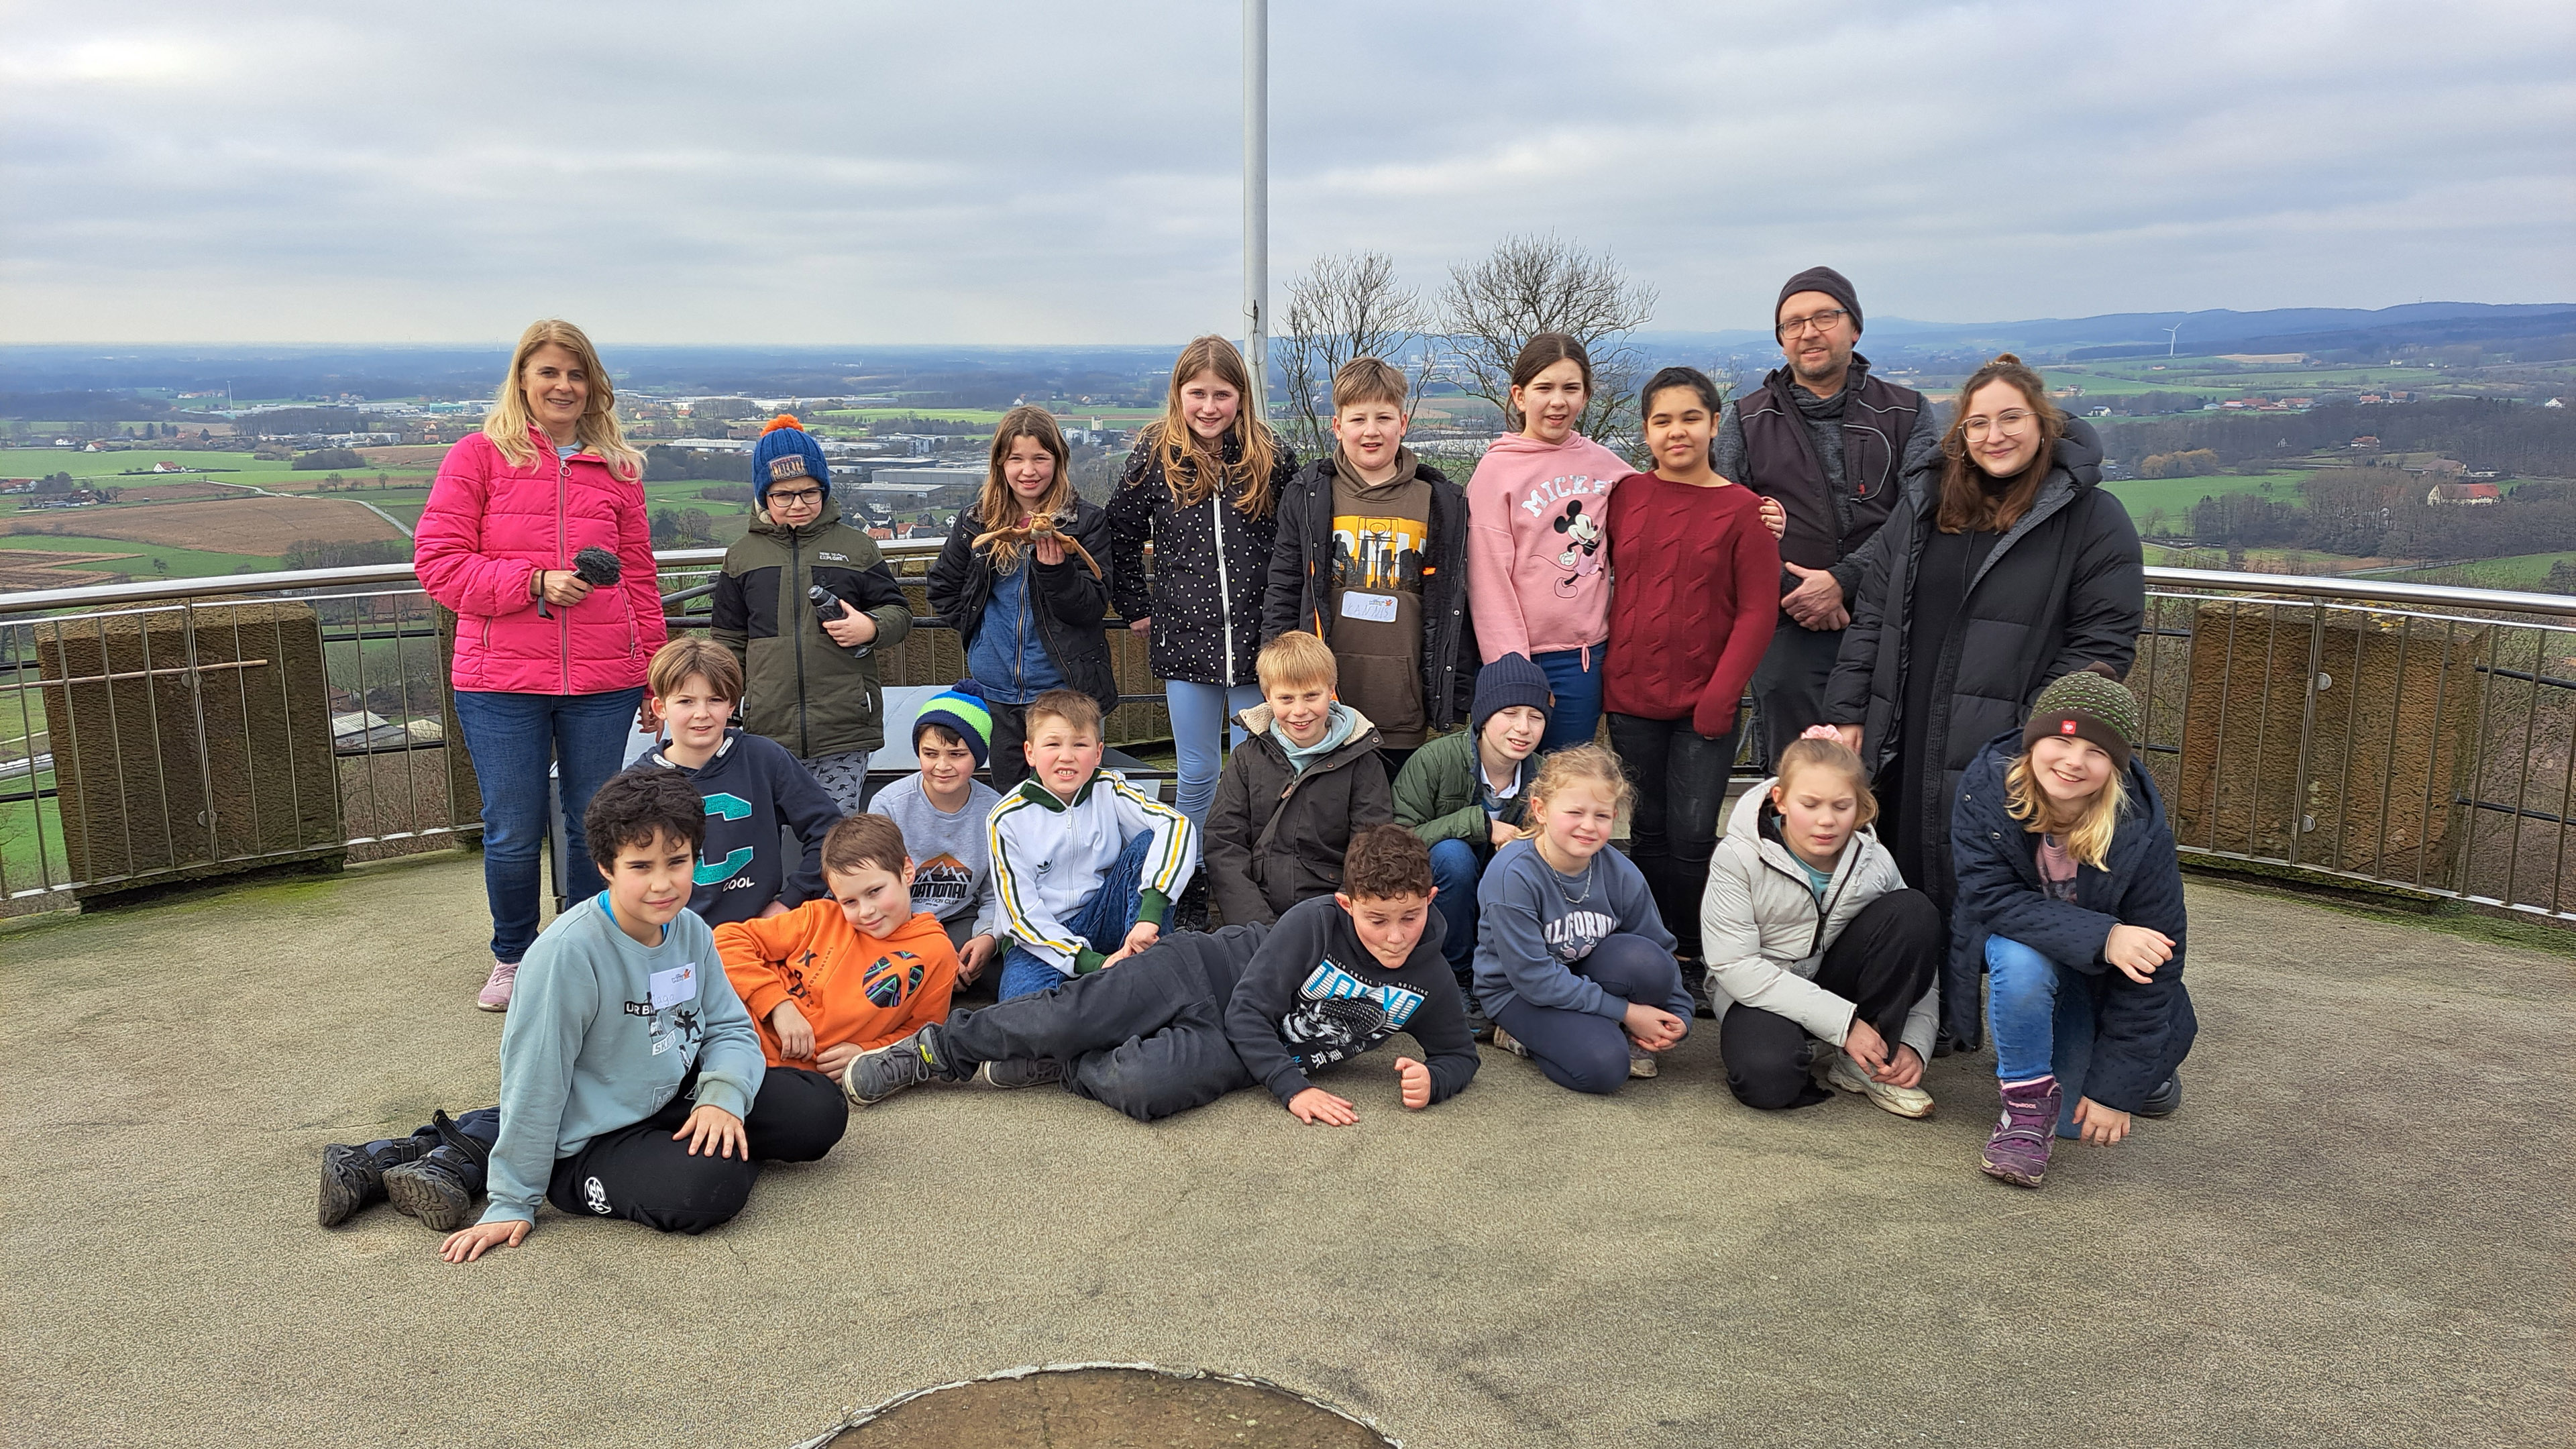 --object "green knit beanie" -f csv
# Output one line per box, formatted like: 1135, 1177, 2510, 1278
2023, 663, 2140, 770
